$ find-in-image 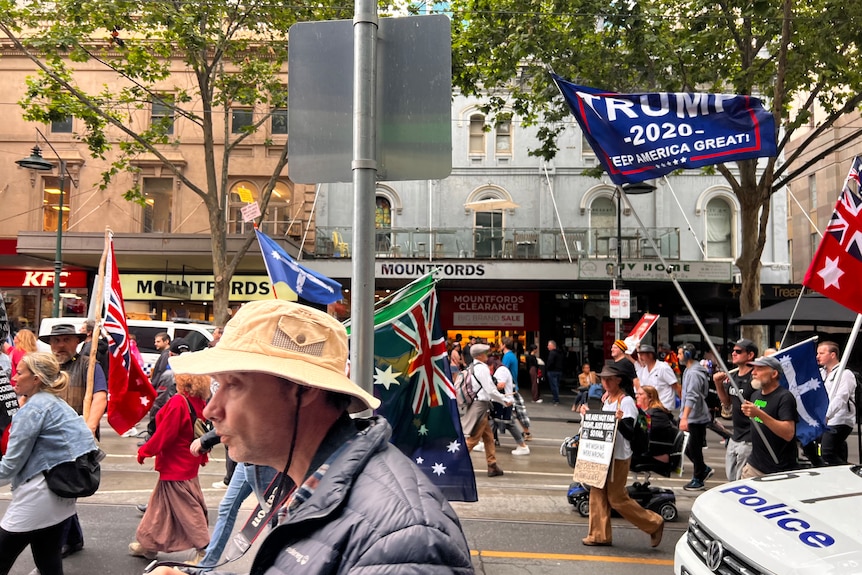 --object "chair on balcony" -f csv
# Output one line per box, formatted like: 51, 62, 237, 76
500, 240, 514, 259
332, 231, 350, 257
514, 232, 538, 258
